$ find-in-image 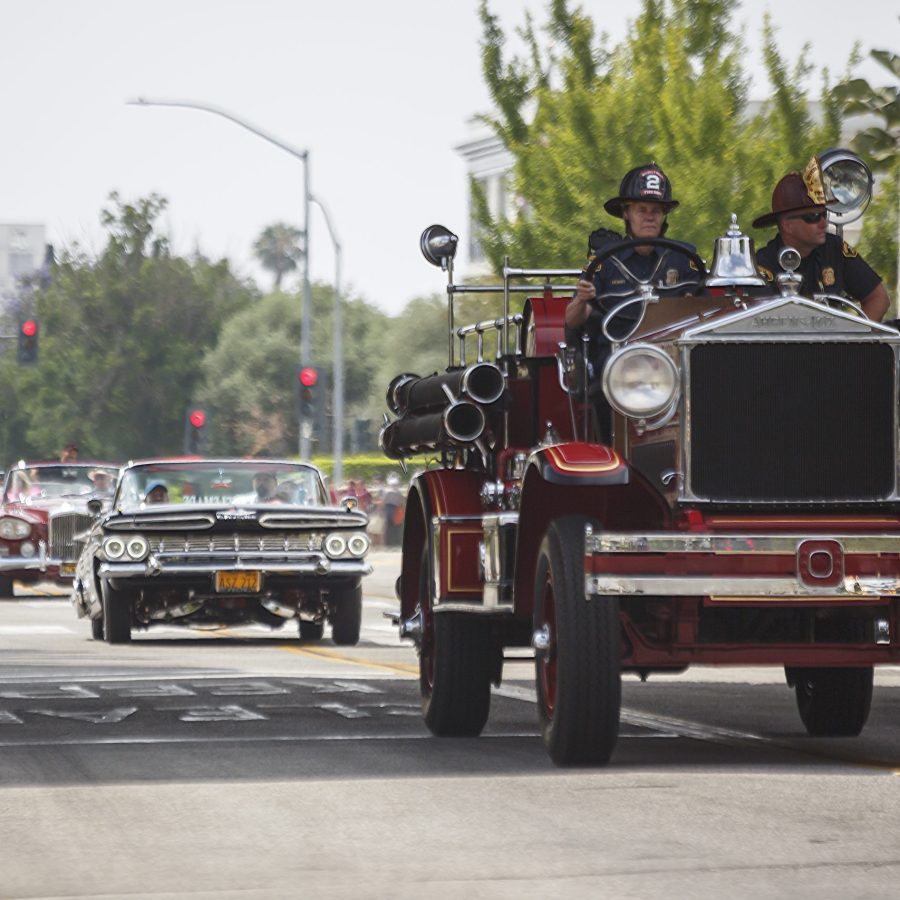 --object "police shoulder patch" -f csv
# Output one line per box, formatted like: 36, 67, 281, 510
842, 240, 858, 258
